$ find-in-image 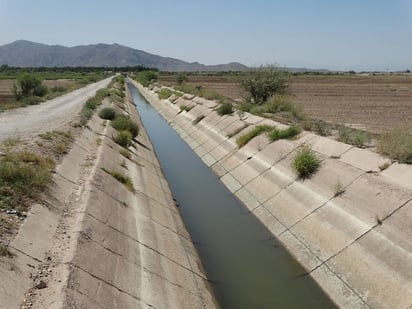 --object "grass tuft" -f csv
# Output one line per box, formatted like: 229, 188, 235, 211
236, 125, 272, 148
268, 125, 301, 142
101, 167, 135, 192
111, 114, 139, 138
292, 146, 321, 179
98, 107, 116, 120
378, 126, 412, 163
